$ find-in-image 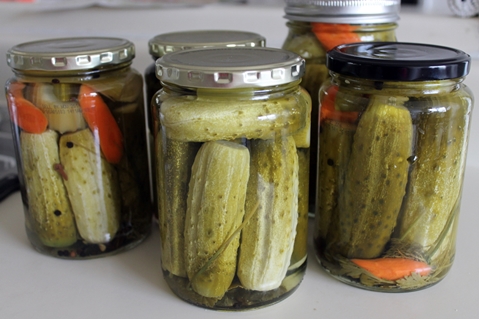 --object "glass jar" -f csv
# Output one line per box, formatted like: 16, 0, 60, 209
145, 30, 266, 131
154, 47, 311, 309
5, 37, 152, 258
282, 0, 400, 214
314, 42, 473, 292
